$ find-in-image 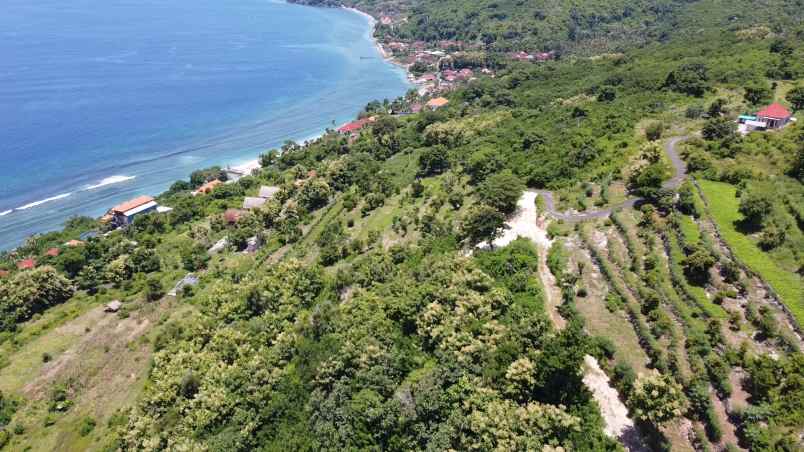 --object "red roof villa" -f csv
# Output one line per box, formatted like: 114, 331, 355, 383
16, 258, 36, 270
756, 103, 793, 129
